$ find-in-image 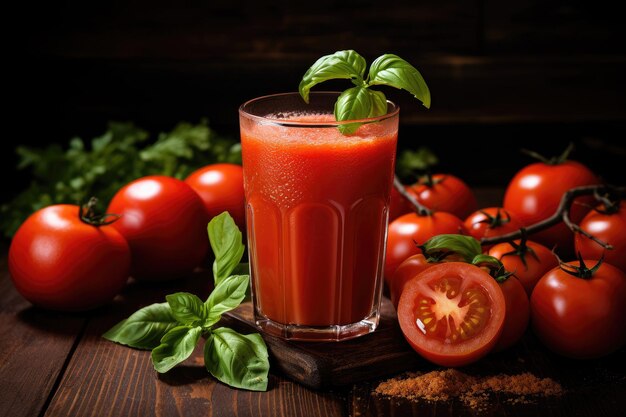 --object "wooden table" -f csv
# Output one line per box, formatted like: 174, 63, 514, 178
2, 254, 626, 417
1, 188, 625, 416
